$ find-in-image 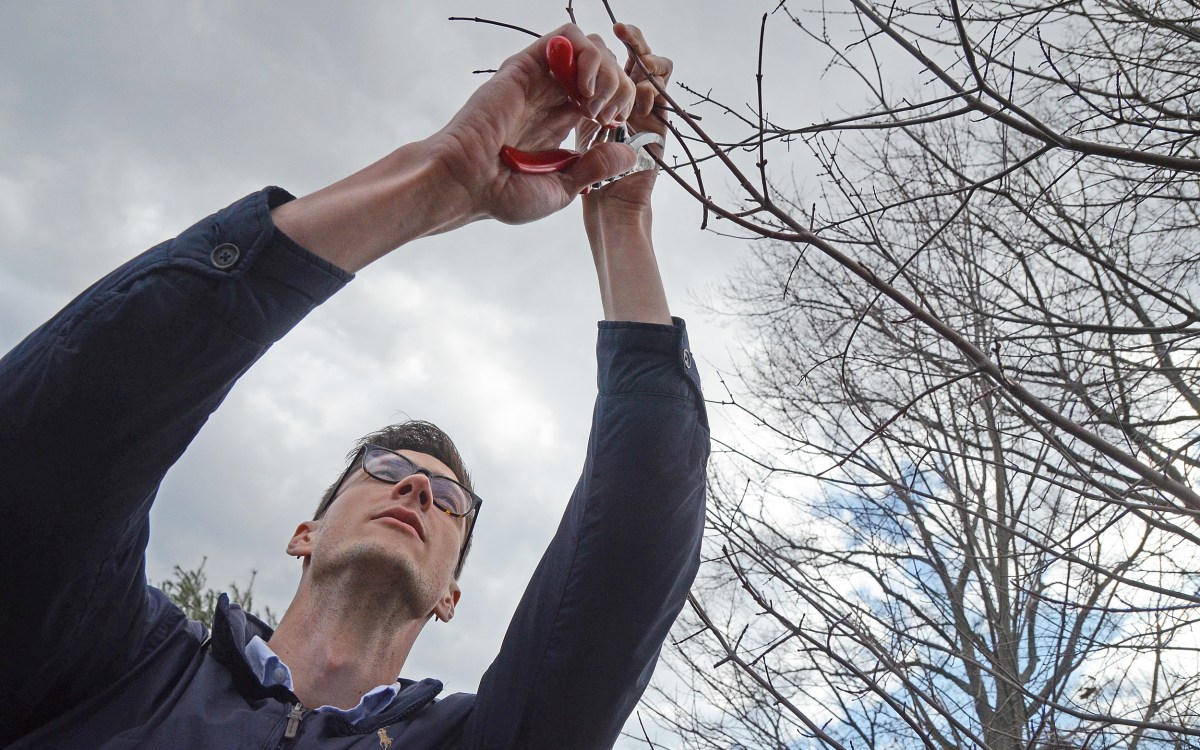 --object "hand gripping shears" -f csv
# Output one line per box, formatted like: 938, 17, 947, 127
587, 123, 663, 188
499, 36, 663, 185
